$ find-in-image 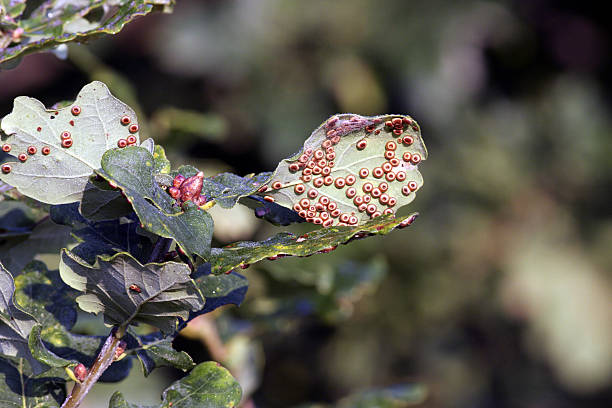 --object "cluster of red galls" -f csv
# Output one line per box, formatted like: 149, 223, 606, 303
167, 171, 207, 206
